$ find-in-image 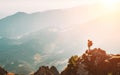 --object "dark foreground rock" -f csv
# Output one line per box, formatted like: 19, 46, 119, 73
50, 66, 59, 75
34, 66, 59, 75
0, 66, 8, 75
61, 48, 120, 75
